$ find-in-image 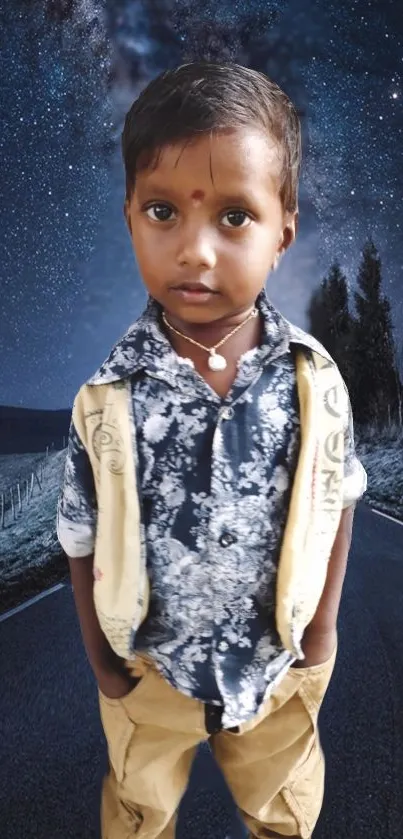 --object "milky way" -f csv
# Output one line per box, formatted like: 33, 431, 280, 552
1, 0, 401, 408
